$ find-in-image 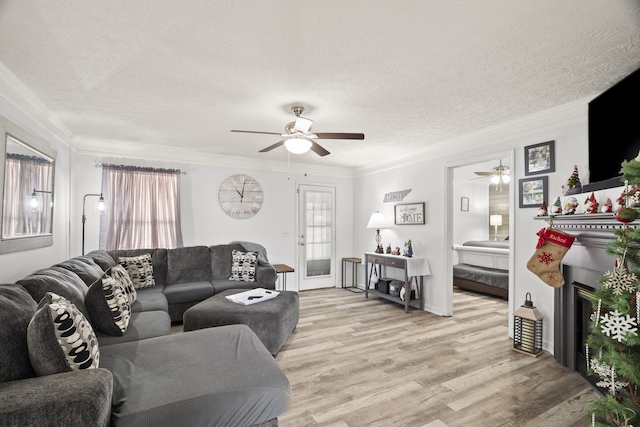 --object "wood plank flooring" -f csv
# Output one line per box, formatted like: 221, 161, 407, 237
274, 288, 600, 427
